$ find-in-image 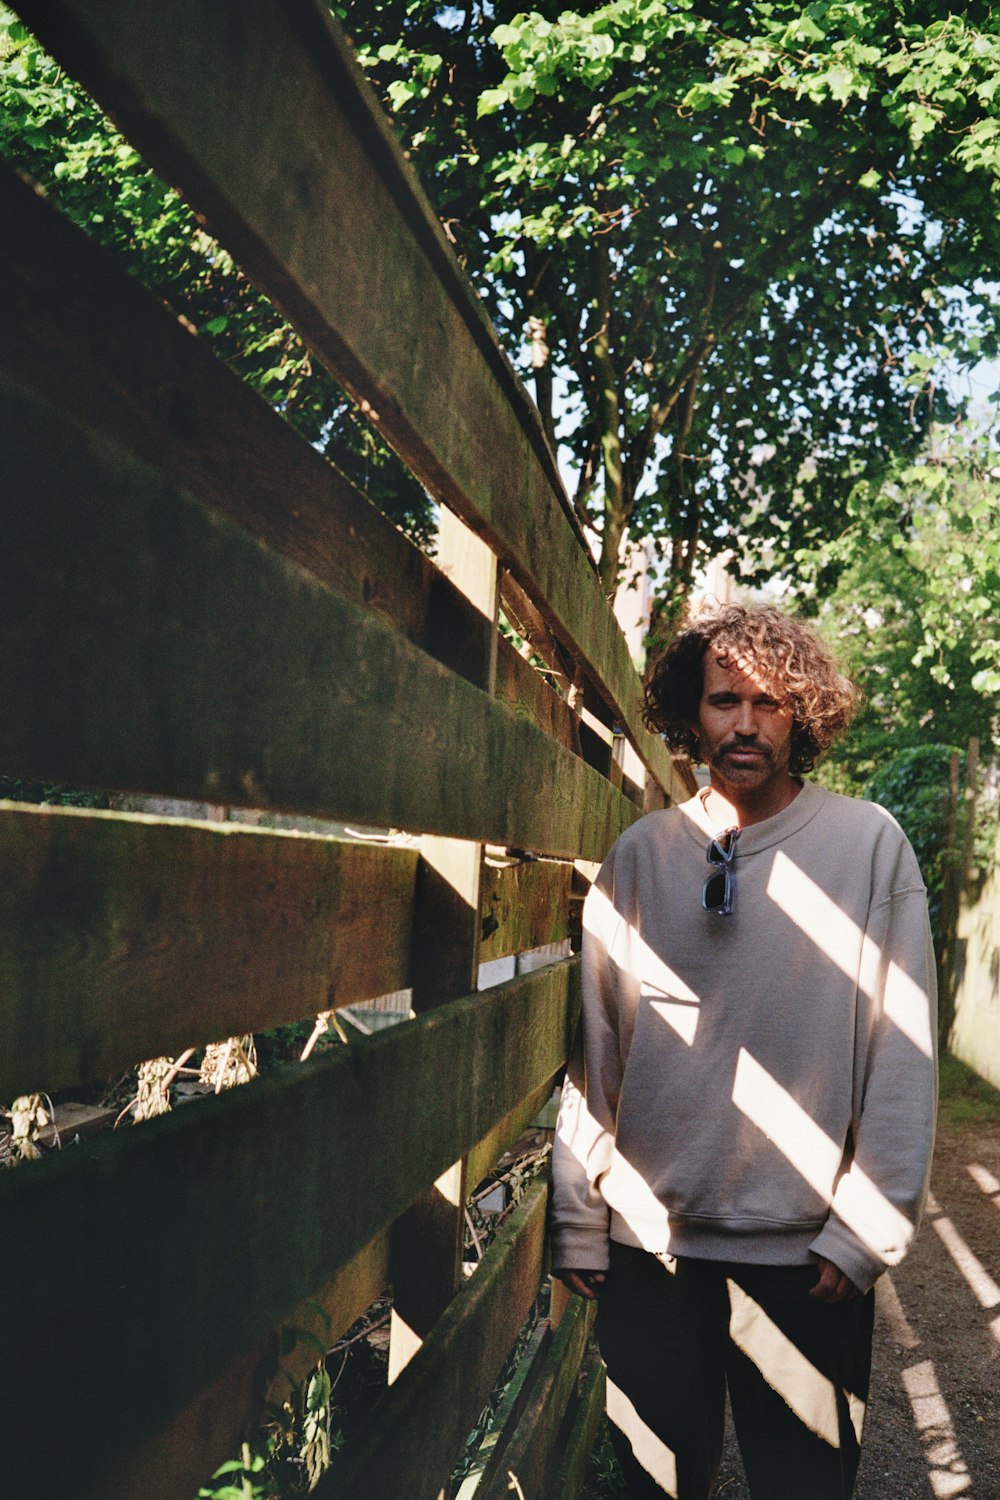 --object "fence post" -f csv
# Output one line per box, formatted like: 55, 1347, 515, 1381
938, 749, 962, 1046
388, 510, 500, 1390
